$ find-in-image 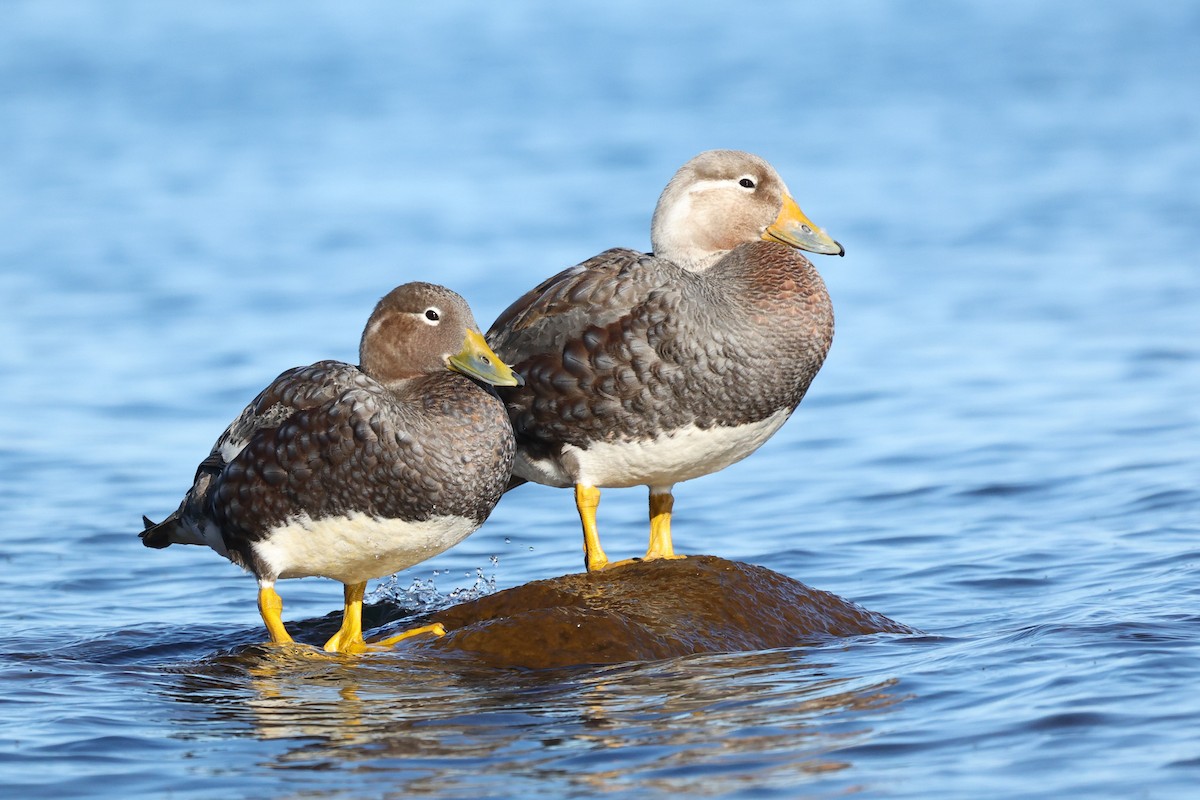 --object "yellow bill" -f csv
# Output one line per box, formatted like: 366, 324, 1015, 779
448, 329, 524, 386
764, 194, 844, 256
